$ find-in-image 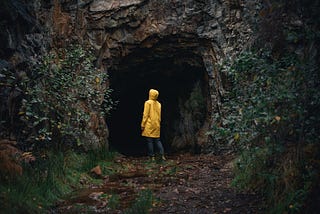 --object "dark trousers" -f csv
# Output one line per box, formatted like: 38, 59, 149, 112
145, 137, 164, 157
